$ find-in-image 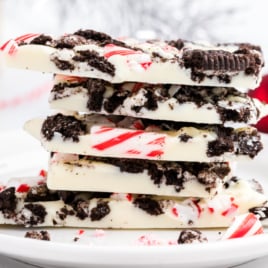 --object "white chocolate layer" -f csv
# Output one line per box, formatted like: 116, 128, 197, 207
0, 177, 266, 228
49, 78, 268, 125
47, 153, 232, 198
1, 32, 263, 89
24, 114, 262, 162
